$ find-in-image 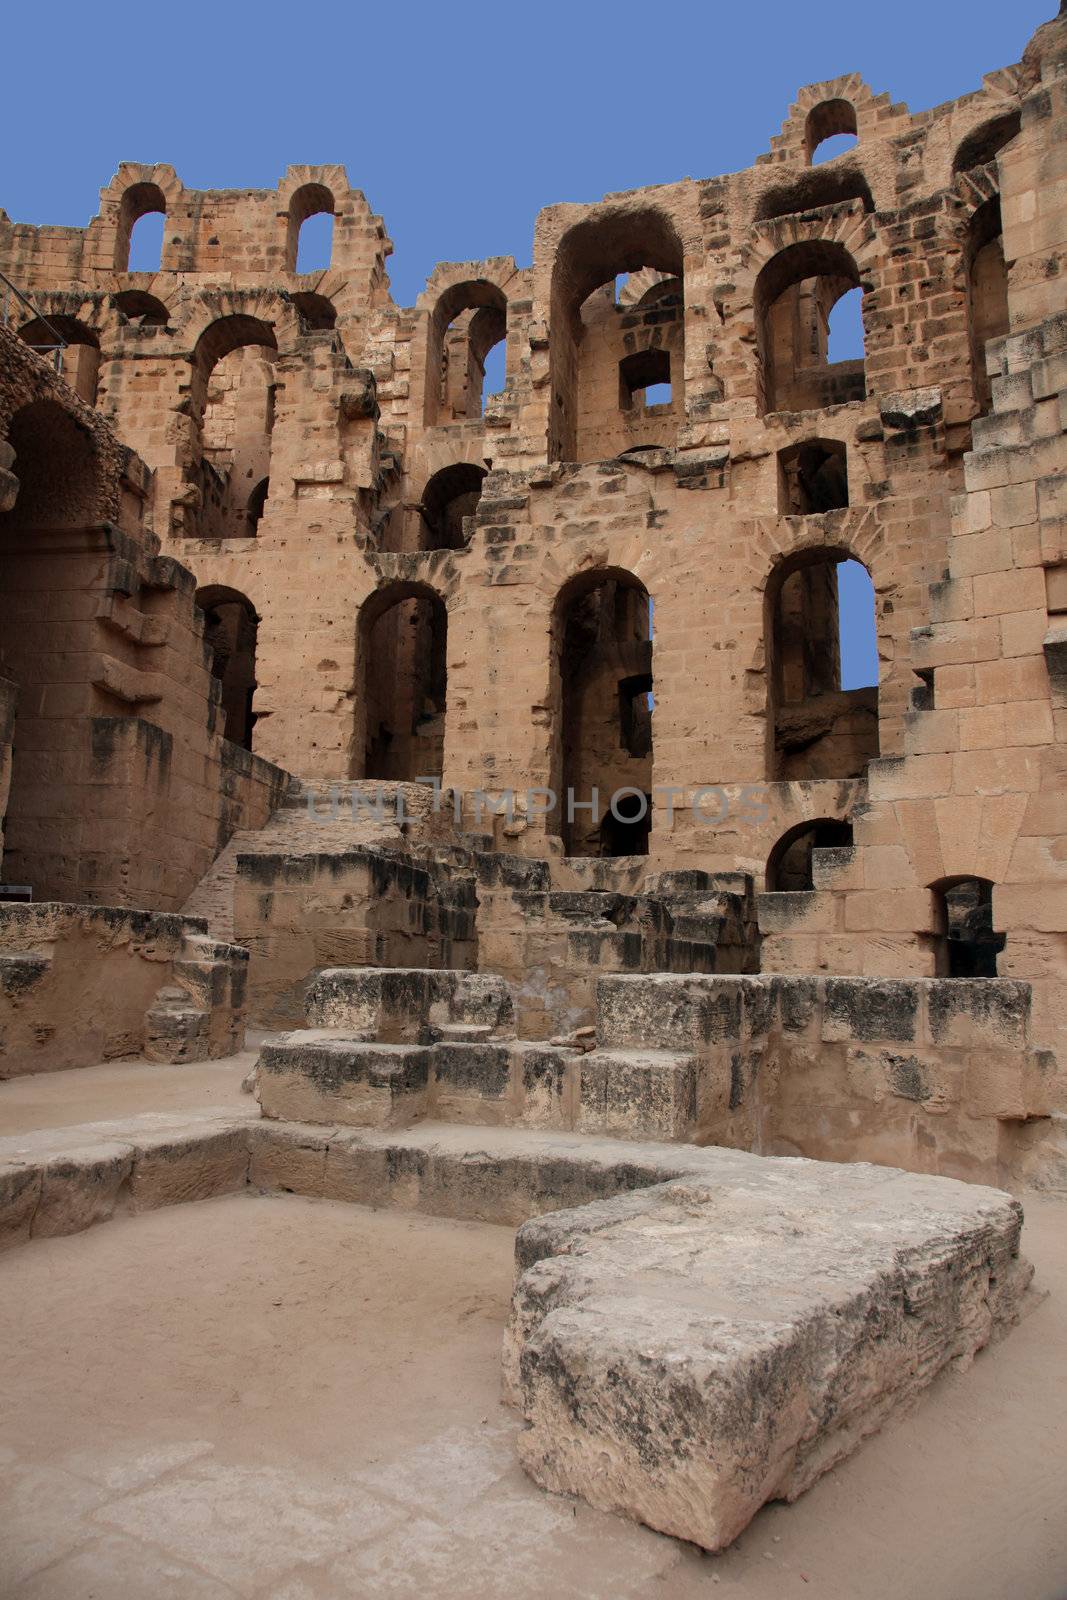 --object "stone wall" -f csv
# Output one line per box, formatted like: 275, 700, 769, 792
0, 902, 247, 1074
0, 329, 290, 910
